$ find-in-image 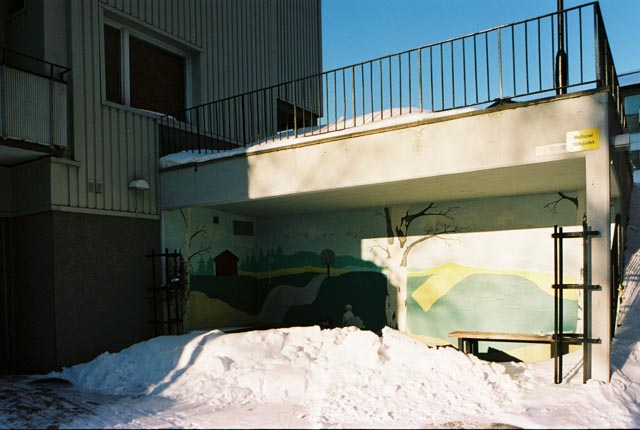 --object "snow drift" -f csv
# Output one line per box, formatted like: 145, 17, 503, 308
57, 326, 519, 426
